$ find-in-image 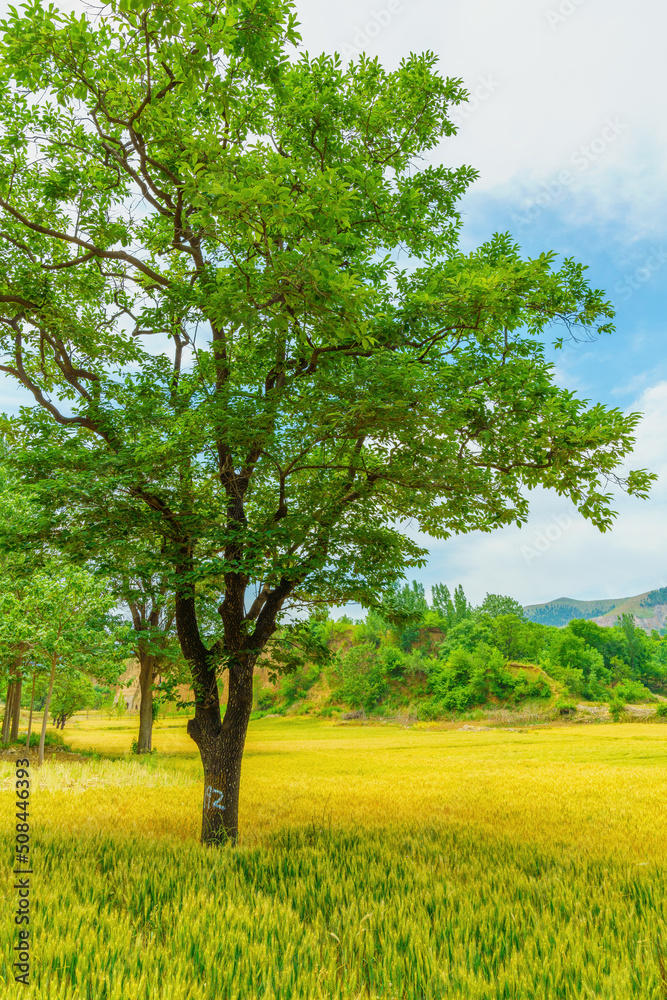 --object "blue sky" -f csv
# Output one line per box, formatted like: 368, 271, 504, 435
1, 0, 665, 609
